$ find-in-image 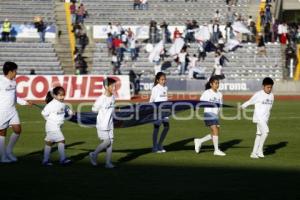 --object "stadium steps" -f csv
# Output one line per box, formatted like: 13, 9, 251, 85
0, 42, 63, 75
